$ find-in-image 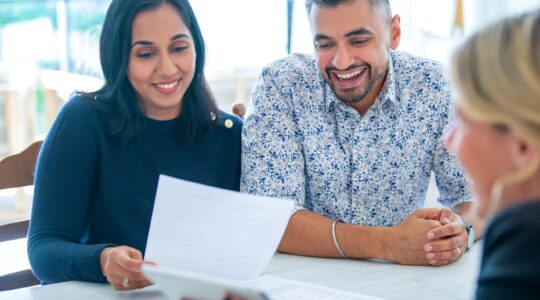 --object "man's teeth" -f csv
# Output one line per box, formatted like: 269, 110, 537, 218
336, 70, 363, 80
157, 81, 178, 89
